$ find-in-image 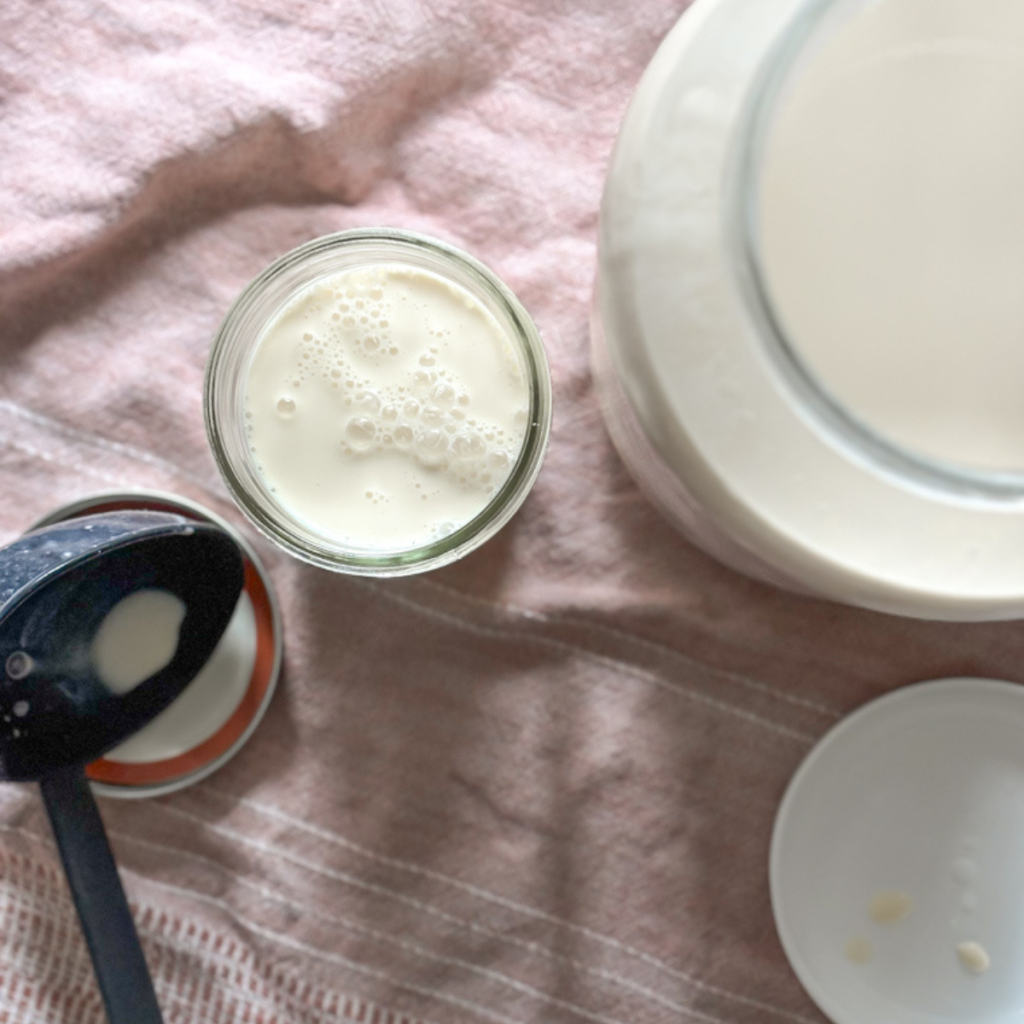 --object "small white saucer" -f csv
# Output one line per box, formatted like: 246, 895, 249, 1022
771, 678, 1024, 1024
